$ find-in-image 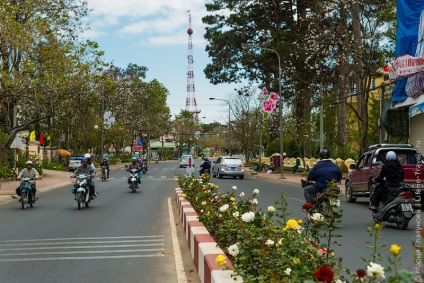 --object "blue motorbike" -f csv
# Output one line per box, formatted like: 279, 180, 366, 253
19, 177, 35, 210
